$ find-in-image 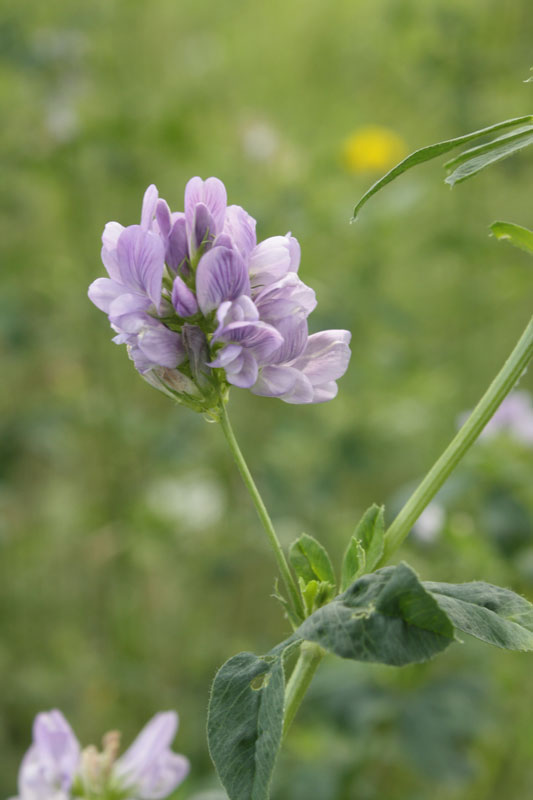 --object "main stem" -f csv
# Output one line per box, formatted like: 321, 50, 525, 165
382, 315, 533, 563
218, 401, 304, 622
